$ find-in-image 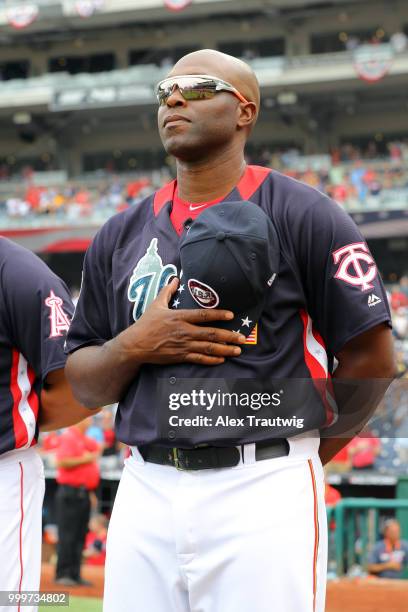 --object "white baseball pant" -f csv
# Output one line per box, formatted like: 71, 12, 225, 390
0, 448, 45, 612
104, 433, 327, 612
